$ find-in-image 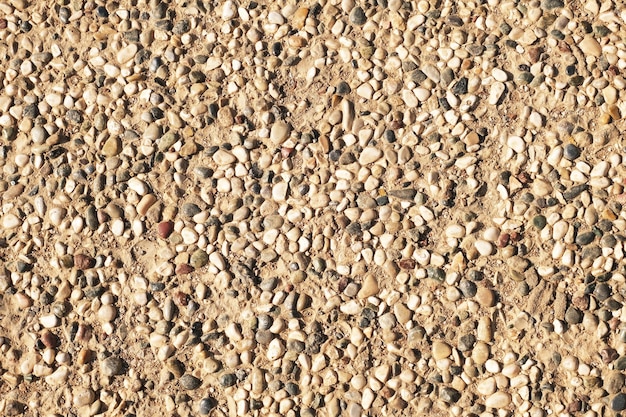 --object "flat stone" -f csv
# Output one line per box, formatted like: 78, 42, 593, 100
213, 149, 236, 165
117, 44, 138, 64
579, 36, 602, 57
101, 356, 124, 376
270, 121, 290, 144
358, 274, 379, 298
475, 287, 496, 307
359, 147, 382, 164
440, 387, 461, 403
180, 374, 202, 390
432, 340, 452, 359
101, 136, 121, 156
349, 6, 366, 25
485, 391, 511, 408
